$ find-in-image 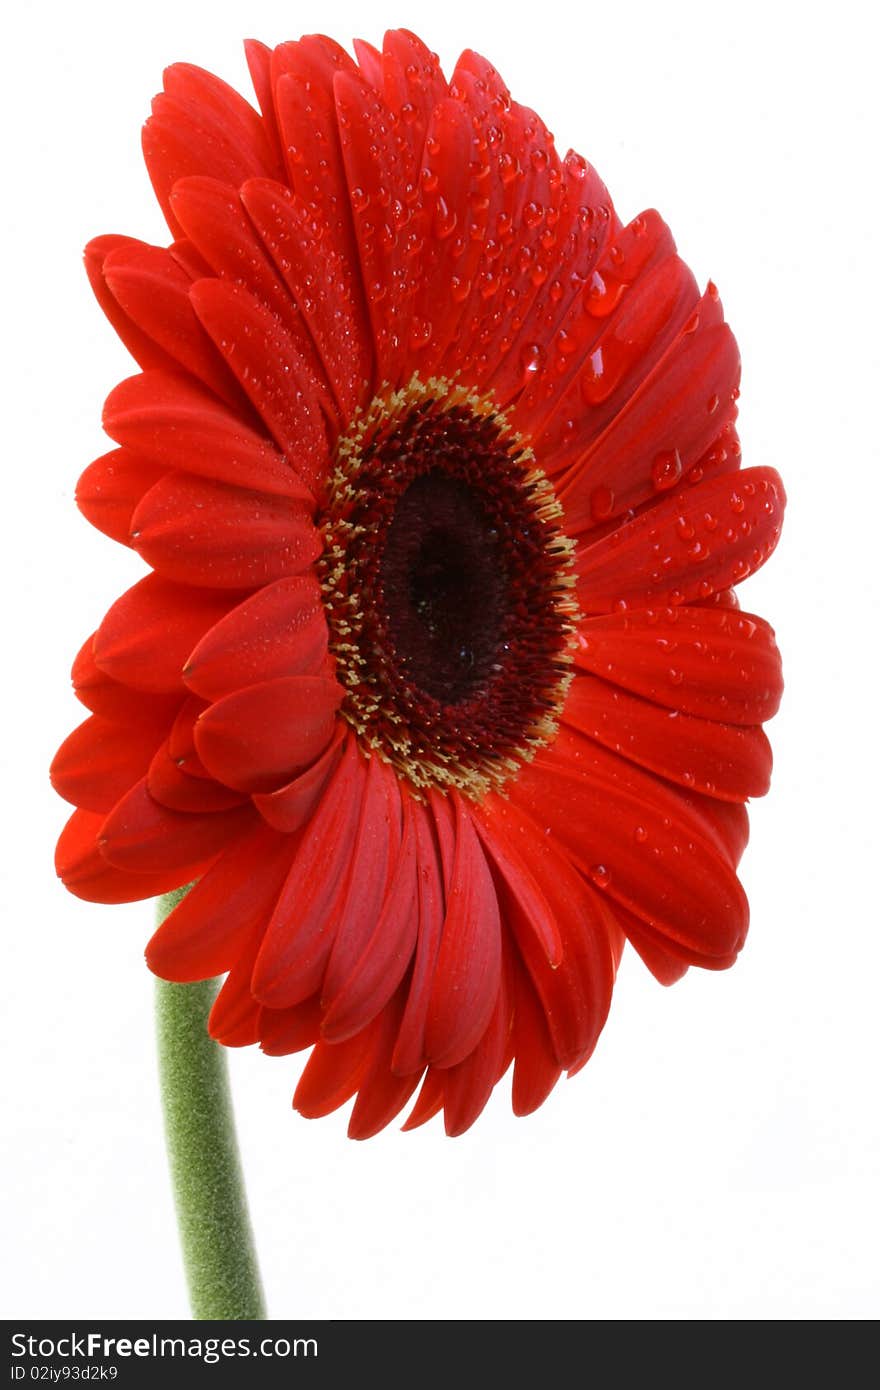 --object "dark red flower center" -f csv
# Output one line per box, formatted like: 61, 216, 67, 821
320, 378, 578, 797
